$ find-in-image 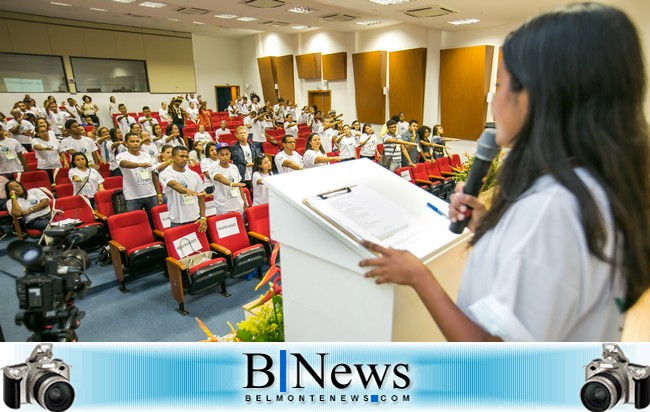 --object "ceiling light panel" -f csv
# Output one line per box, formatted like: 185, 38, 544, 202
139, 1, 167, 8
237, 17, 258, 21
90, 8, 107, 11
50, 2, 72, 6
292, 25, 311, 29
112, 0, 138, 3
193, 21, 206, 25
288, 6, 318, 14
357, 20, 382, 25
369, 0, 414, 5
447, 18, 480, 25
215, 14, 239, 19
